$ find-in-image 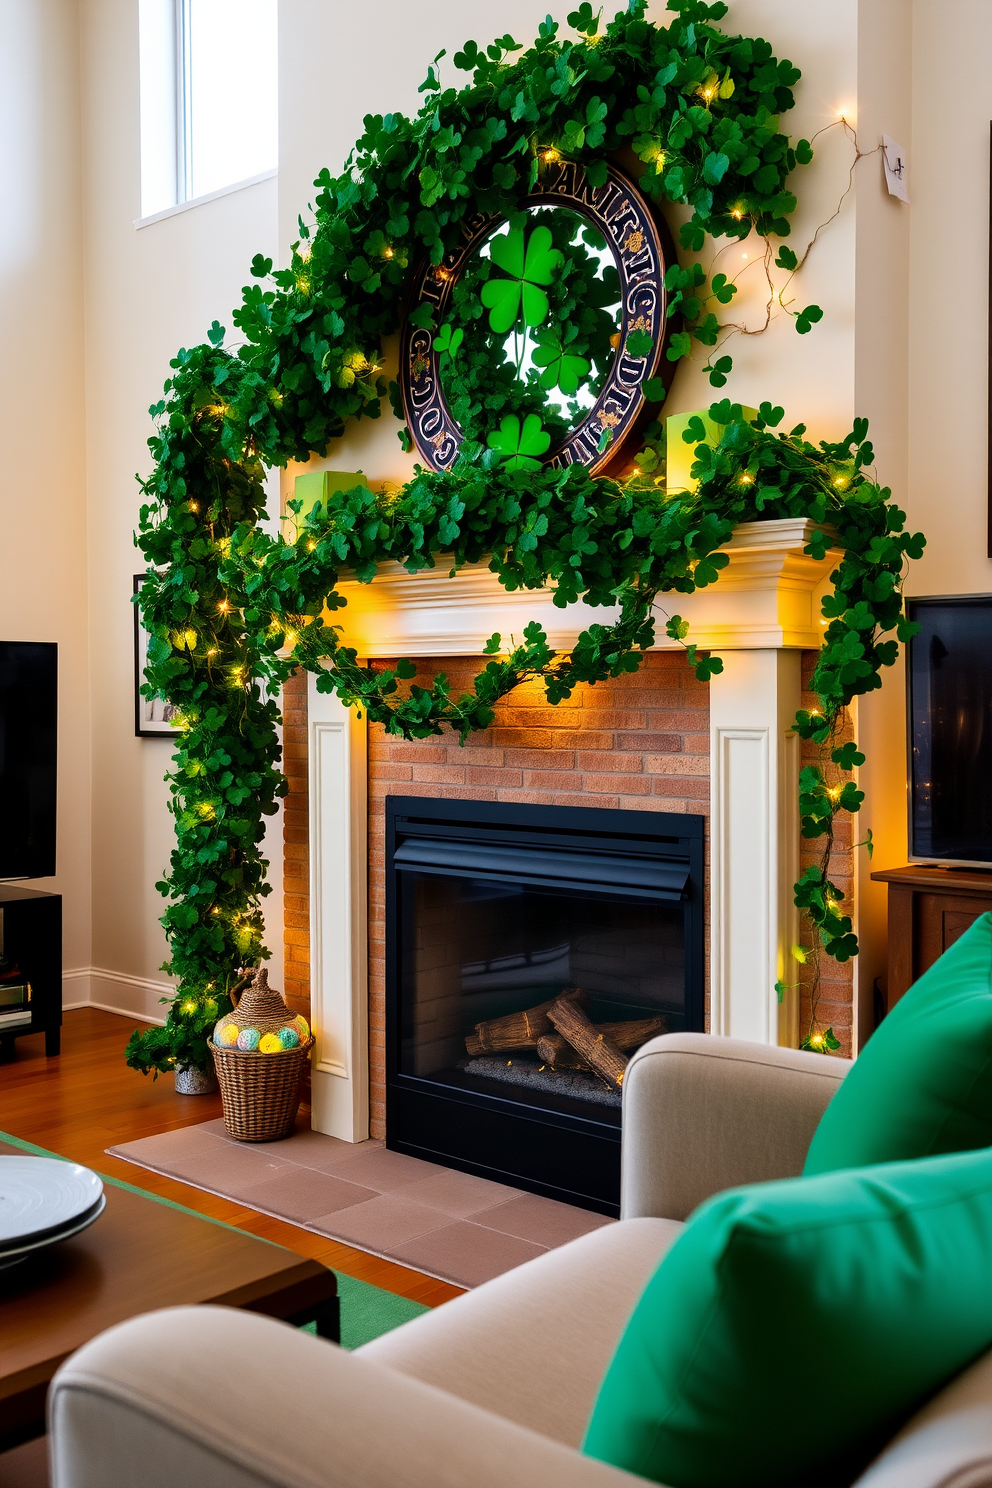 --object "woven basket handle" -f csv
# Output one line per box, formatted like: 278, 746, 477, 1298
229, 970, 255, 1009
